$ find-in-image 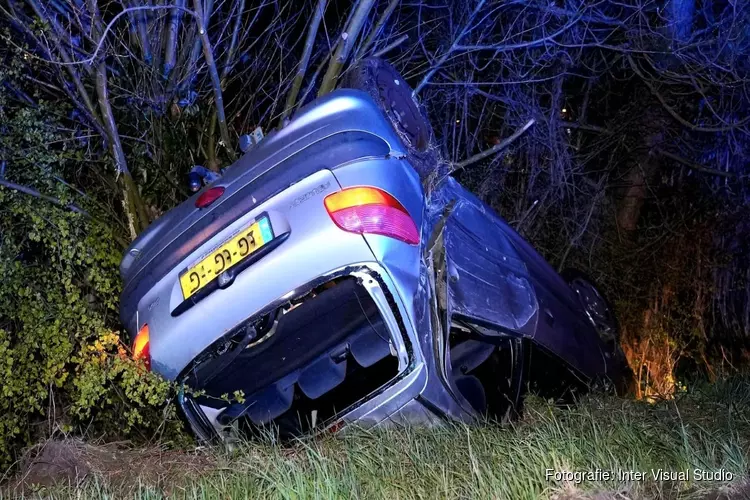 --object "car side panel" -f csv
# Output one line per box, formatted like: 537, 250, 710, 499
500, 224, 607, 377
